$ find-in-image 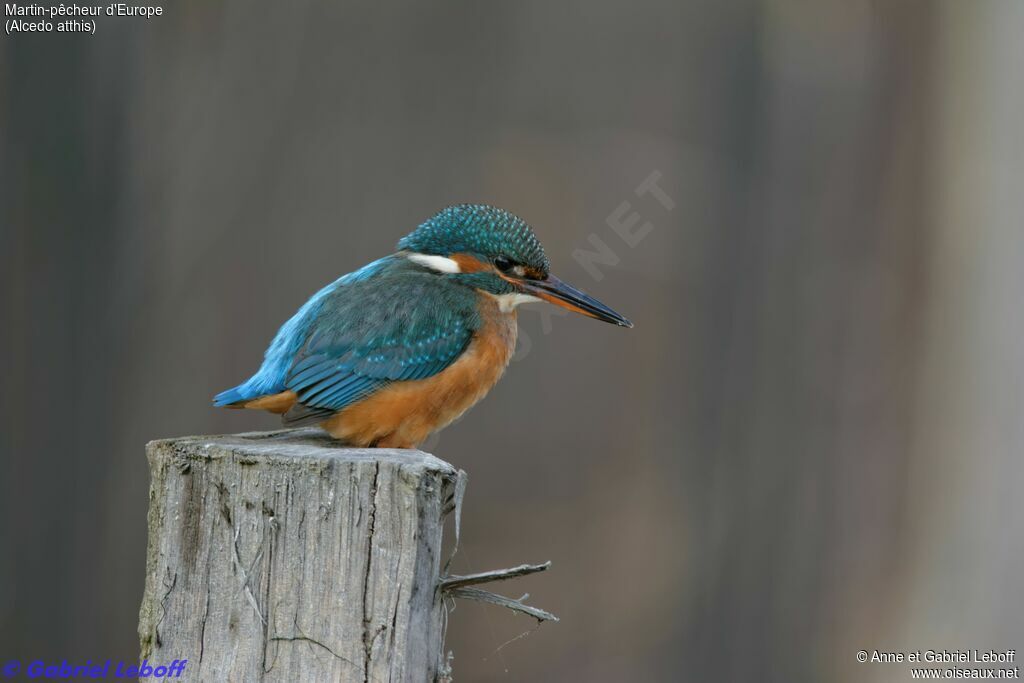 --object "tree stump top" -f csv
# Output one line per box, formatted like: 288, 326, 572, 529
147, 427, 457, 474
